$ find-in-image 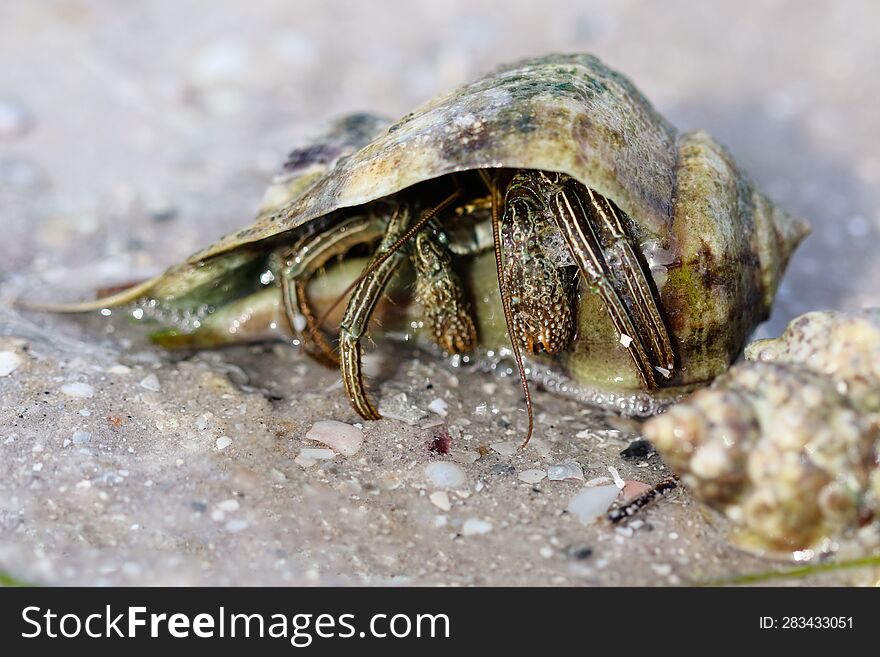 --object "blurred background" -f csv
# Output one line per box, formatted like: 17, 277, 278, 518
2, 0, 879, 335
